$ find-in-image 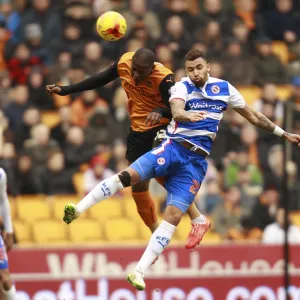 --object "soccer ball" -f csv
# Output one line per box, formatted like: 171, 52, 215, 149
96, 11, 127, 41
